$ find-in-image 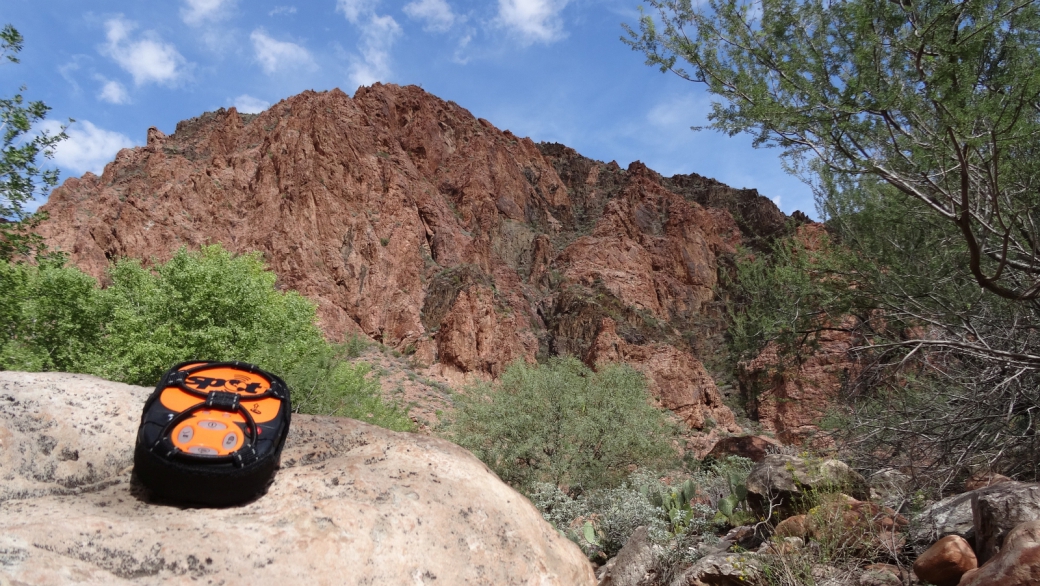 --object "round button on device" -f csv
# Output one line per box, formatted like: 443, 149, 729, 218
222, 432, 239, 449
198, 420, 227, 430
188, 446, 218, 455
177, 426, 194, 443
